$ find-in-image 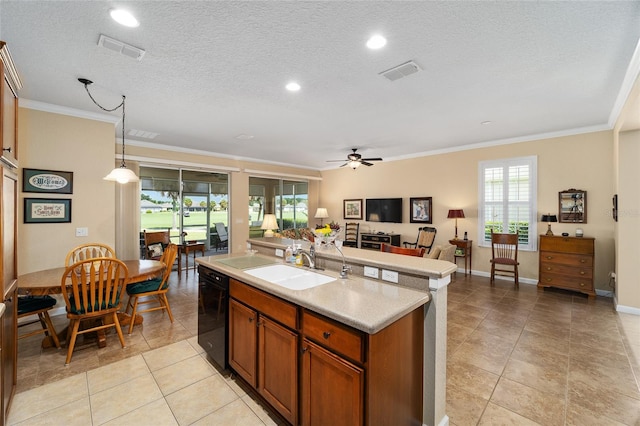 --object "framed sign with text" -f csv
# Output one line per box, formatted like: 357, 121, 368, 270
24, 198, 72, 223
23, 168, 73, 194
